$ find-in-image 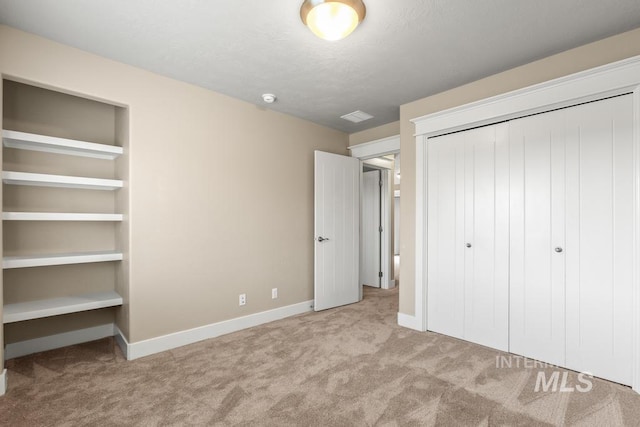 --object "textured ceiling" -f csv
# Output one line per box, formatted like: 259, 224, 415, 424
1, 1, 640, 133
